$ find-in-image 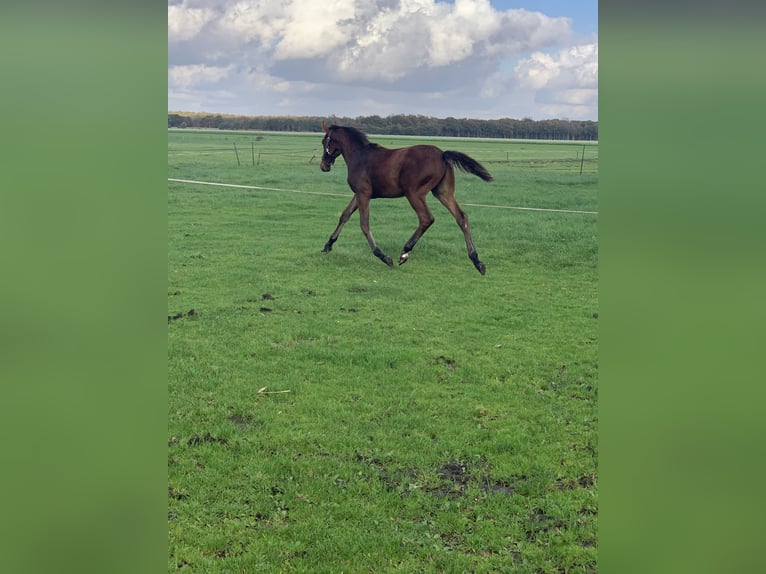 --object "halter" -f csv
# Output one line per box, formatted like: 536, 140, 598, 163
322, 130, 341, 164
